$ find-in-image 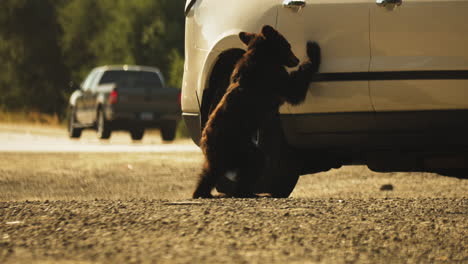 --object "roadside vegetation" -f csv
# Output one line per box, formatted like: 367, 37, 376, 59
0, 110, 61, 126
0, 0, 185, 120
